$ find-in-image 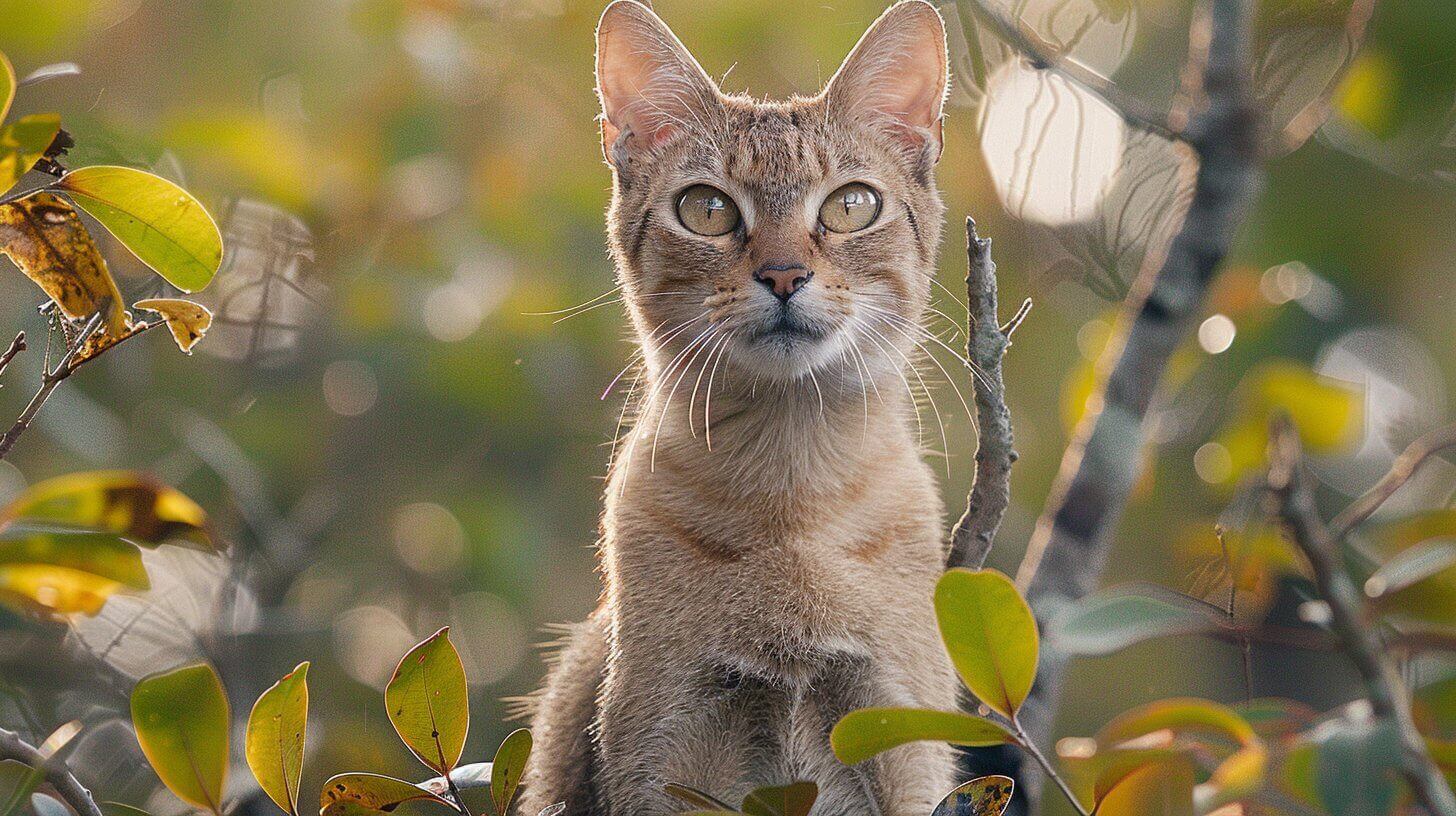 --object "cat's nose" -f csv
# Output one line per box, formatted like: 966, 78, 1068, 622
753, 263, 812, 302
